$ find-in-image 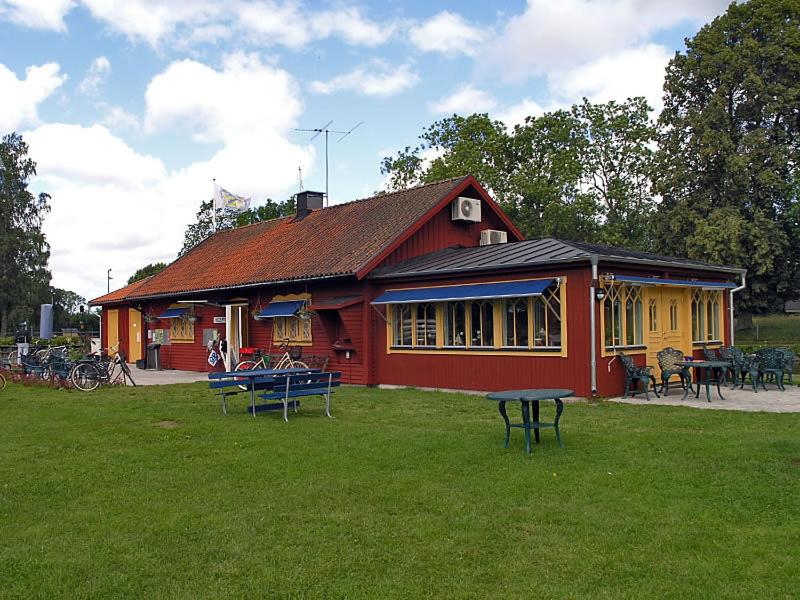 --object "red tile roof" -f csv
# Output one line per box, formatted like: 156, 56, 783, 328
90, 276, 153, 305
91, 176, 499, 303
